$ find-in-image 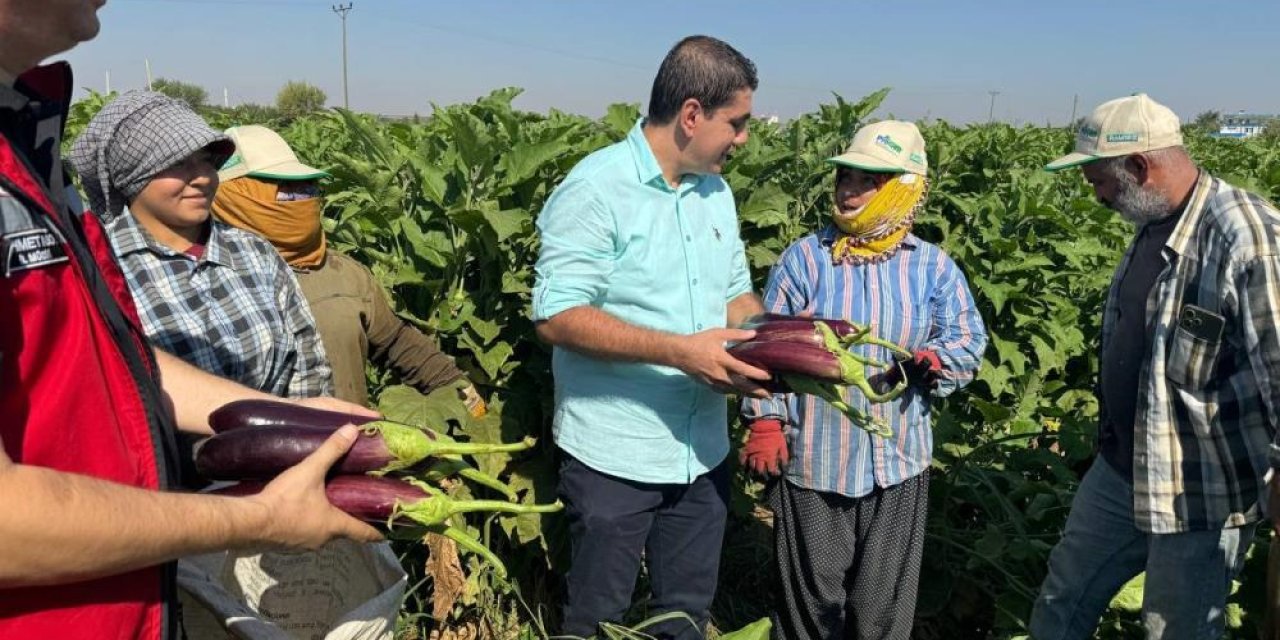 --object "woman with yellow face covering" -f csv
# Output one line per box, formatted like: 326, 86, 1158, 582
739, 121, 988, 639
212, 125, 484, 414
